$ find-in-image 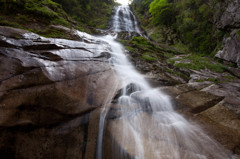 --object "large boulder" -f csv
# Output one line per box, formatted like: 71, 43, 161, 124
0, 26, 118, 159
